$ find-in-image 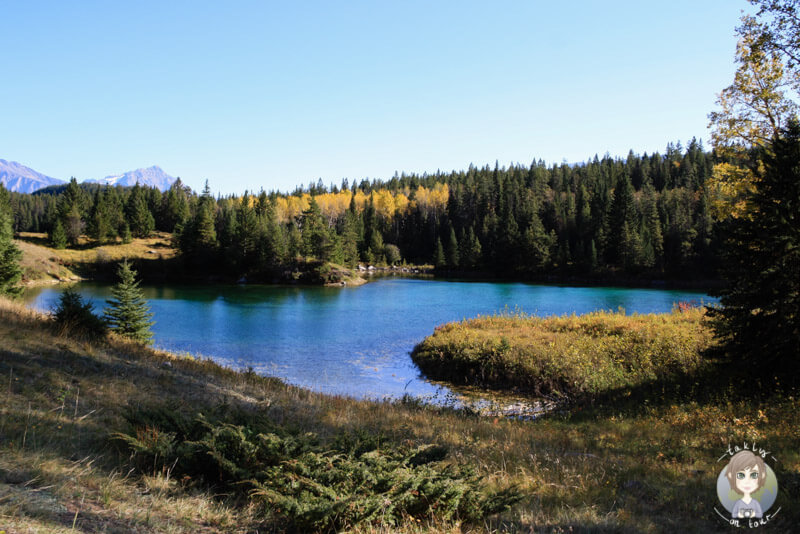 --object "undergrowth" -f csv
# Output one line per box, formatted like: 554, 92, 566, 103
114, 407, 521, 532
